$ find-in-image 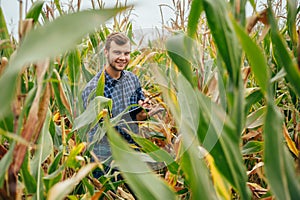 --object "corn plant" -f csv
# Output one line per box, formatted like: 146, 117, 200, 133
0, 0, 300, 199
